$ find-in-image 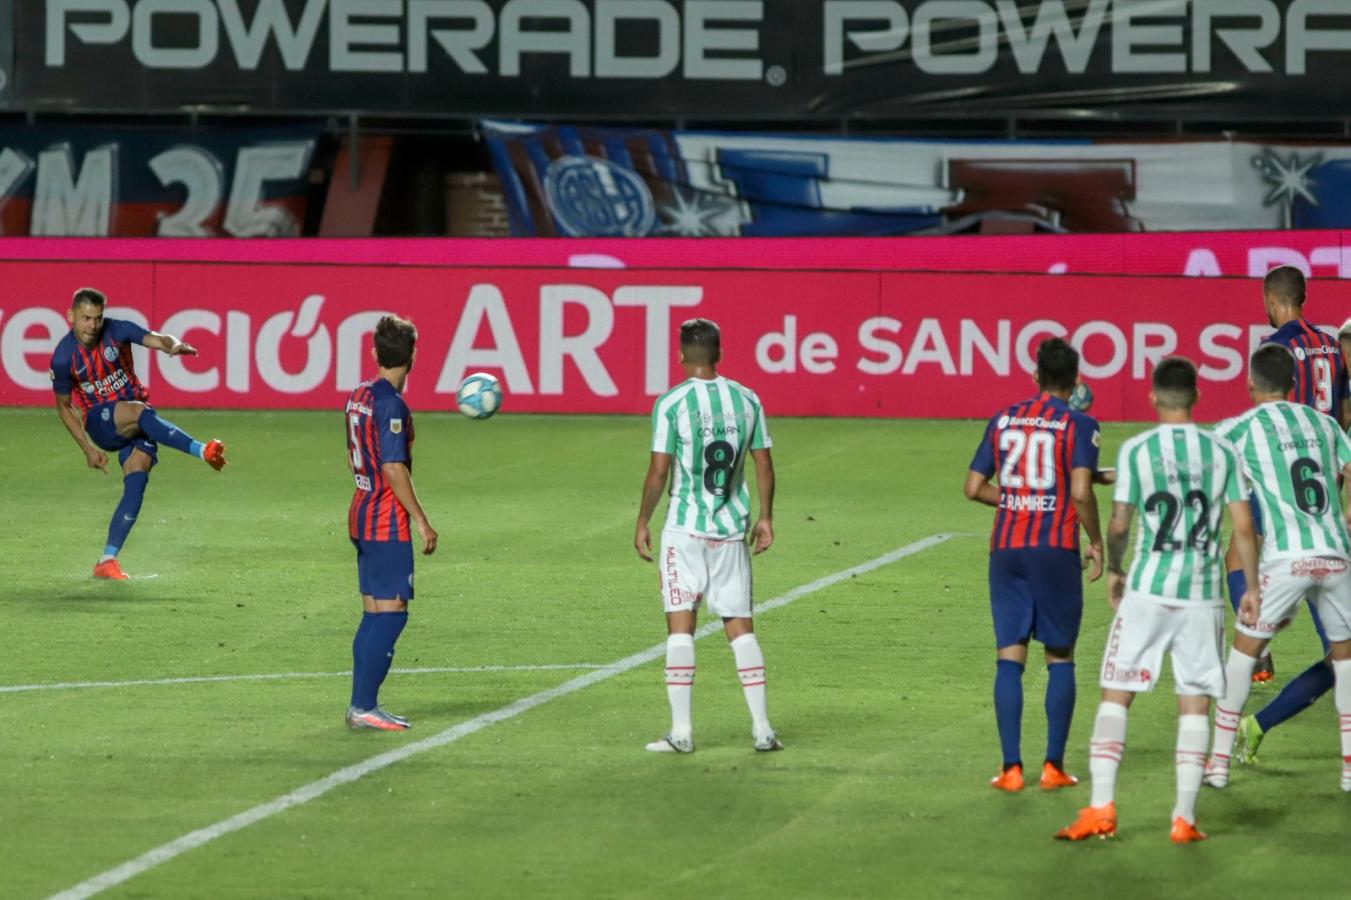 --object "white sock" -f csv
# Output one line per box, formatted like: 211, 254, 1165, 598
1089, 701, 1129, 808
1212, 649, 1258, 763
1334, 658, 1351, 767
665, 634, 695, 740
730, 633, 772, 738
1174, 714, 1209, 824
